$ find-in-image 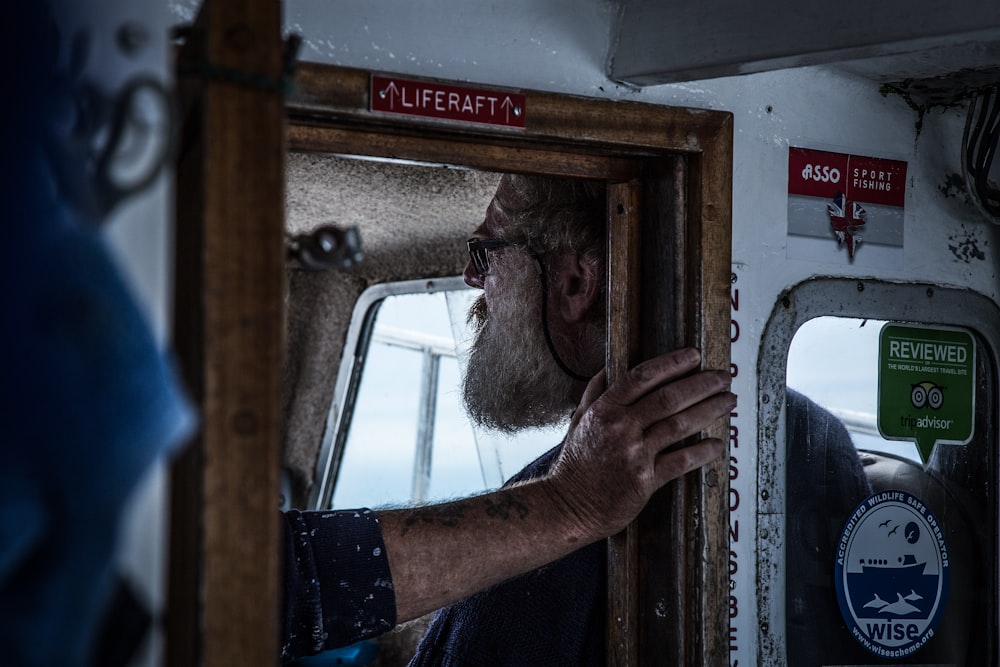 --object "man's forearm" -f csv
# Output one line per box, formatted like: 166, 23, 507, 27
377, 476, 587, 623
